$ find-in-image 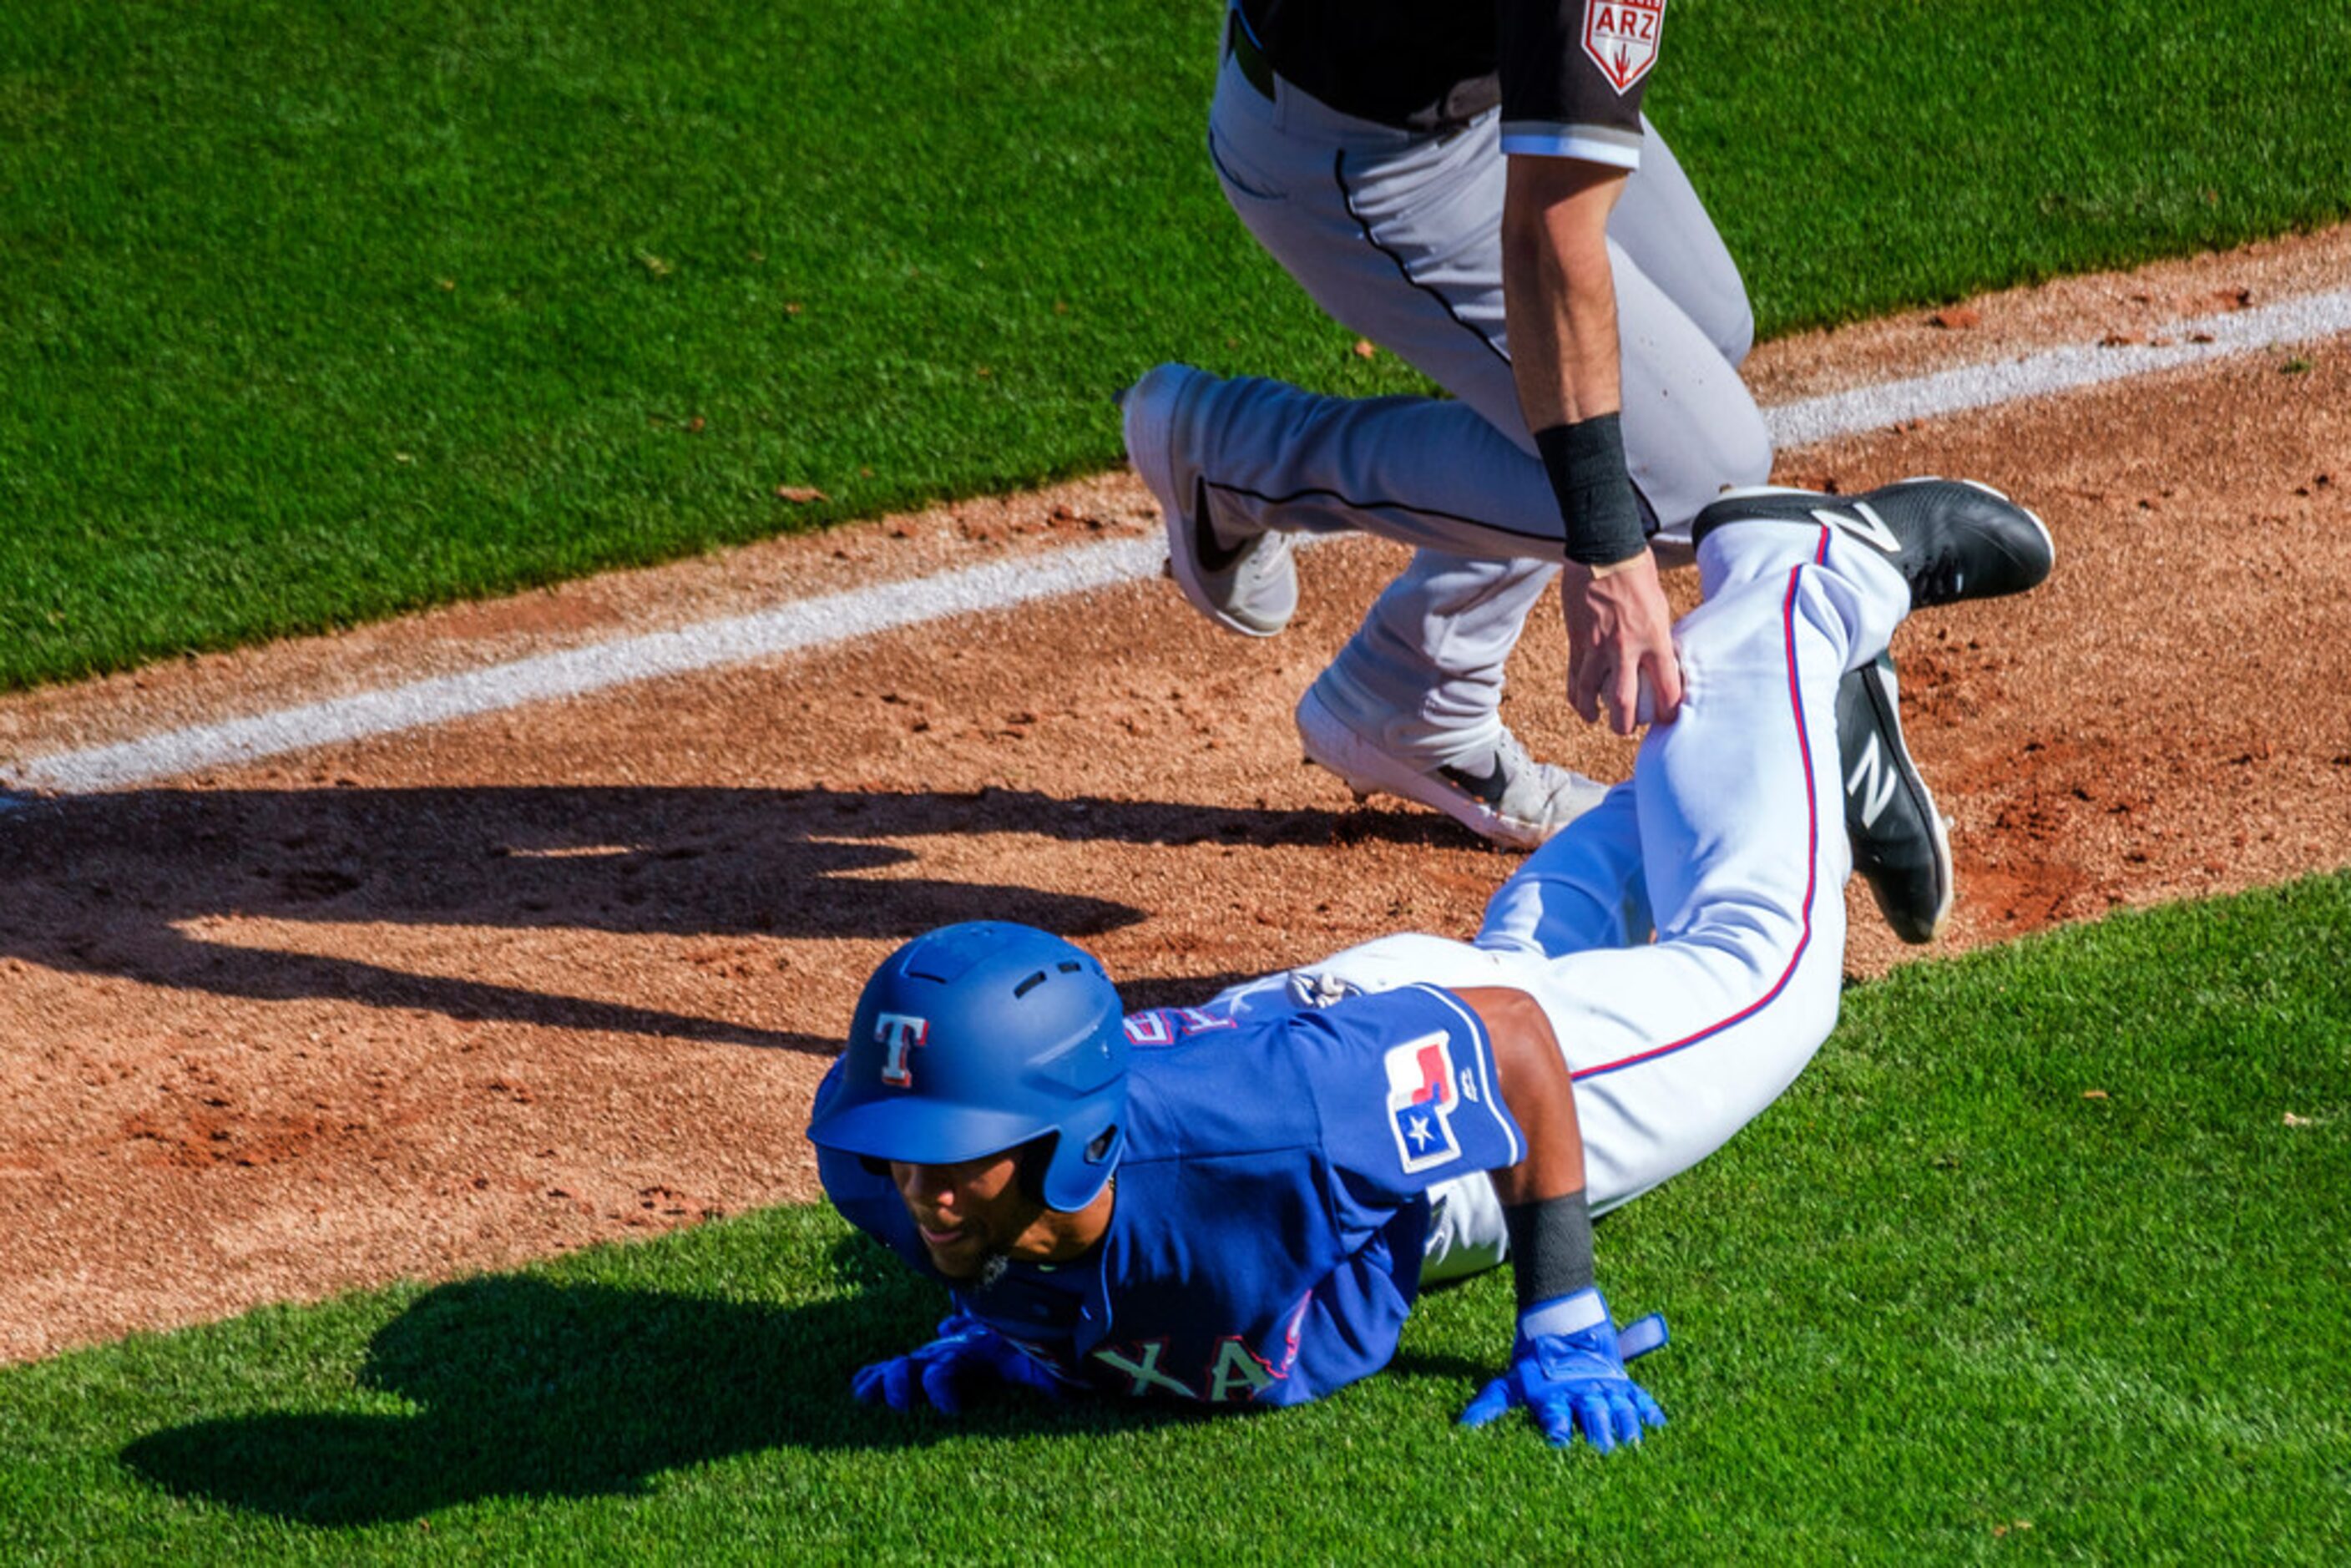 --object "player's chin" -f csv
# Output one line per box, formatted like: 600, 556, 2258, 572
919, 1230, 989, 1279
